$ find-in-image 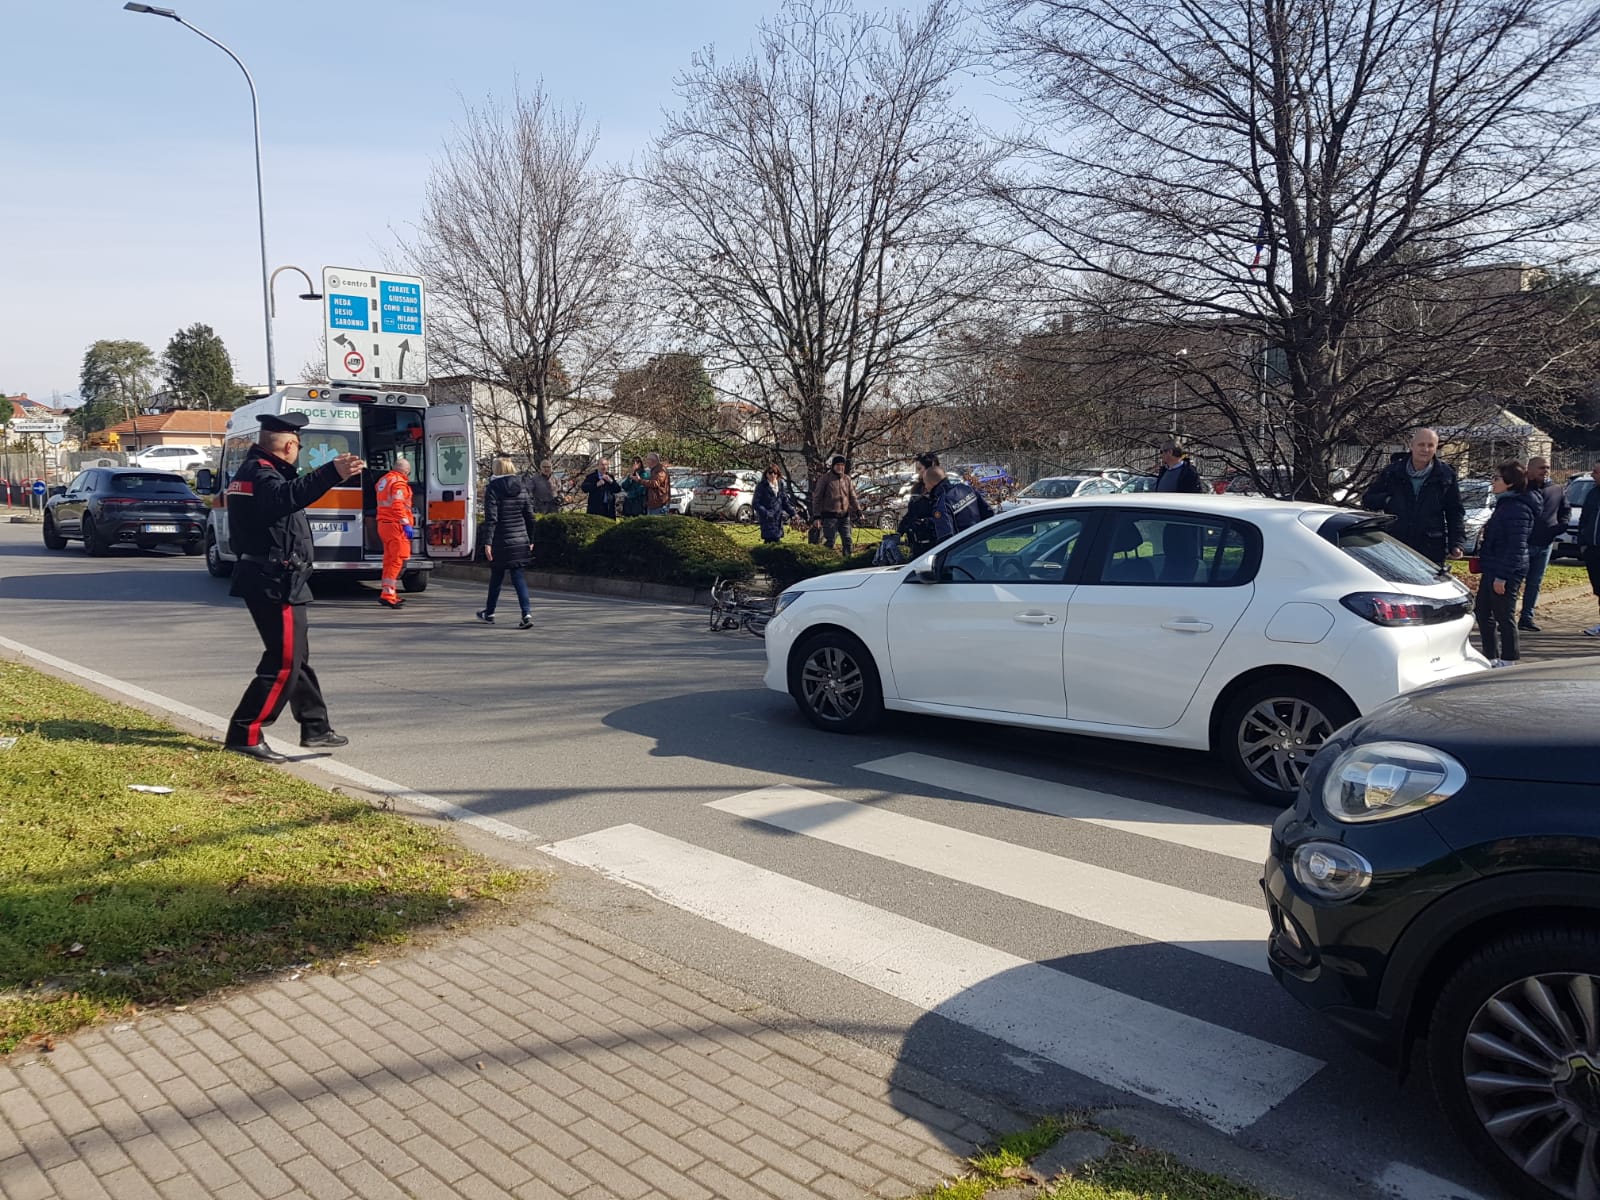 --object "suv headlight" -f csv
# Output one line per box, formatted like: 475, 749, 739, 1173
773, 591, 802, 617
1321, 740, 1467, 823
